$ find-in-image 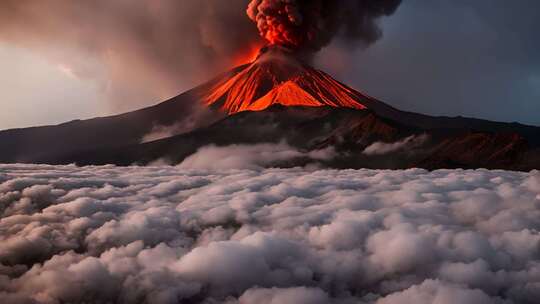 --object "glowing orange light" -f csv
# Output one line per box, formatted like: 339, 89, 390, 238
202, 55, 367, 115
232, 43, 264, 66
